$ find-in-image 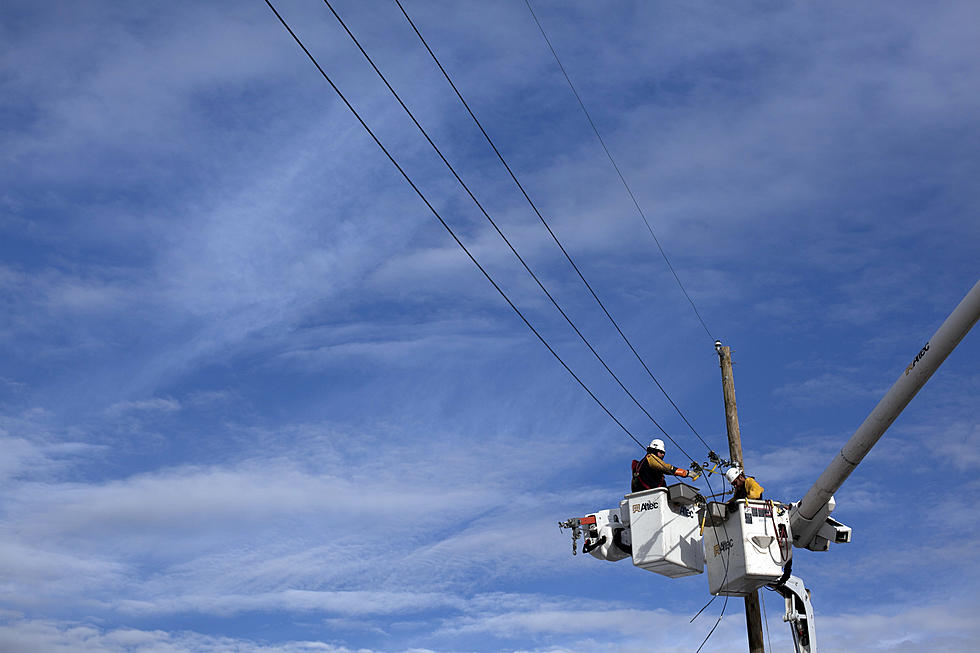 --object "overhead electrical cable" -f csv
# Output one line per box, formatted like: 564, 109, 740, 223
262, 0, 648, 449
317, 0, 695, 459
524, 0, 716, 344
690, 472, 733, 650
761, 590, 774, 653
393, 0, 718, 457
